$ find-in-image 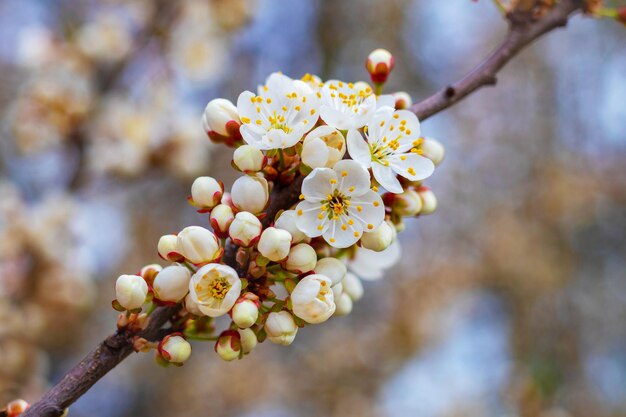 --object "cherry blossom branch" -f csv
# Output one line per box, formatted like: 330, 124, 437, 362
18, 2, 584, 416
